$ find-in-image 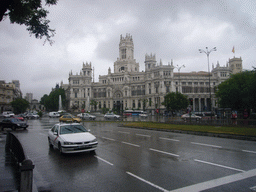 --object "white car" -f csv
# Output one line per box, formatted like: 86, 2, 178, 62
104, 113, 120, 120
139, 112, 148, 117
181, 113, 201, 121
26, 113, 39, 119
2, 111, 15, 118
48, 123, 98, 154
77, 113, 96, 120
49, 112, 60, 118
